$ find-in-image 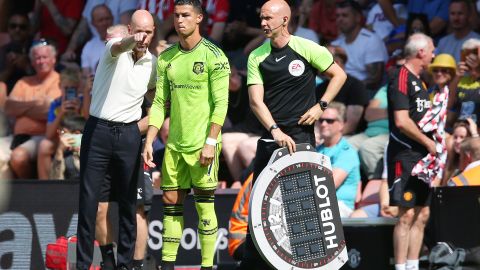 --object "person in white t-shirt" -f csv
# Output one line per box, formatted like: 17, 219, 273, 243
62, 0, 138, 62
366, 2, 407, 40
332, 0, 388, 92
80, 4, 114, 76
